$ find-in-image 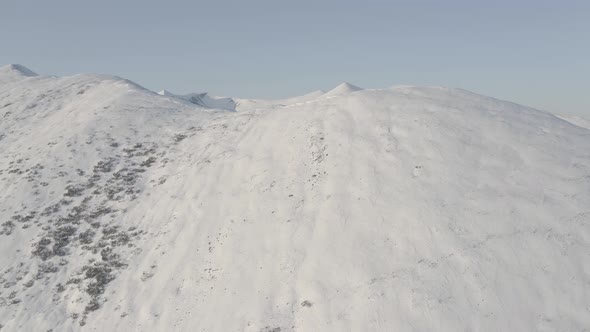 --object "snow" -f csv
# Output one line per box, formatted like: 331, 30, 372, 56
234, 89, 327, 112
158, 90, 237, 112
1, 66, 590, 331
555, 113, 590, 130
233, 83, 362, 112
321, 82, 362, 97
0, 64, 38, 84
